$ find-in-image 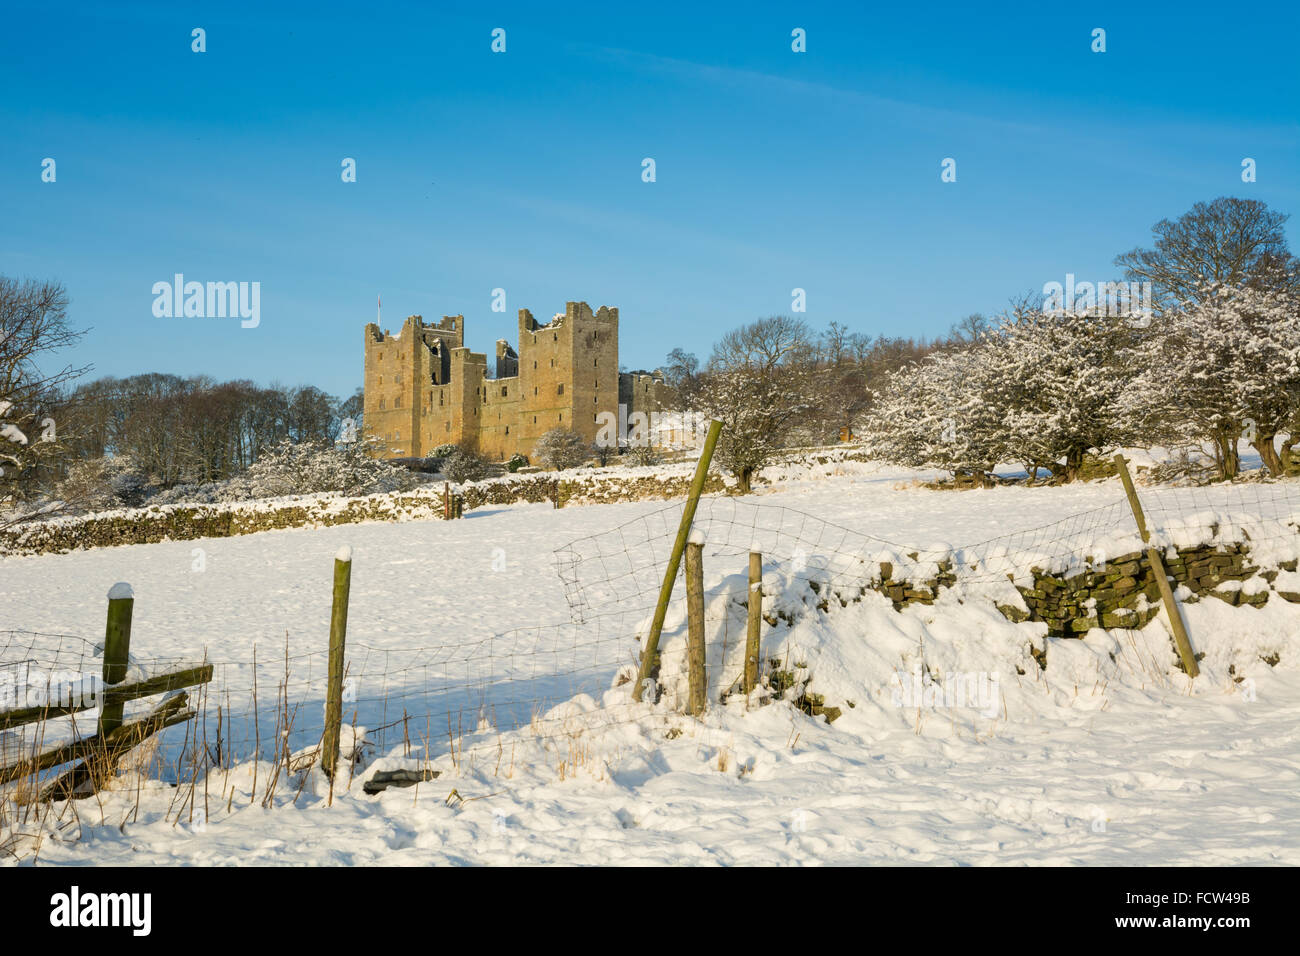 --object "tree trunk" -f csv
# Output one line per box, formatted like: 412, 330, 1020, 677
1062, 446, 1085, 484
737, 467, 753, 495
1214, 430, 1240, 480
1254, 431, 1284, 477
1281, 436, 1297, 475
